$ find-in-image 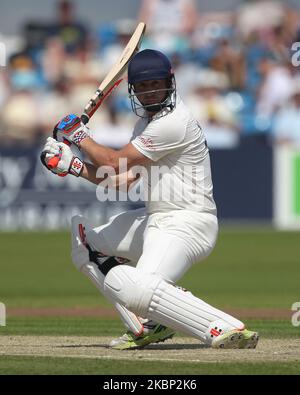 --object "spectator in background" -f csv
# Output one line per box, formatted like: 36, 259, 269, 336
8, 52, 44, 90
185, 69, 240, 149
267, 24, 294, 63
138, 0, 198, 55
62, 40, 102, 109
1, 89, 40, 146
236, 0, 286, 40
41, 37, 66, 86
272, 79, 300, 146
170, 53, 204, 98
256, 56, 294, 118
0, 70, 8, 109
49, 0, 88, 54
190, 10, 234, 56
139, 0, 198, 35
0, 53, 43, 145
39, 77, 74, 136
209, 38, 246, 90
